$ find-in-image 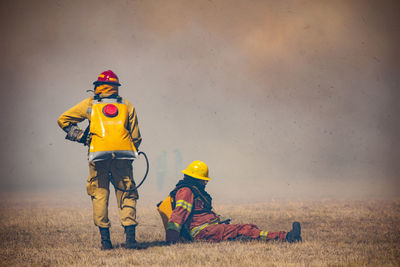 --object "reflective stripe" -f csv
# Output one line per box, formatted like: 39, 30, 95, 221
259, 230, 269, 239
190, 220, 218, 238
88, 150, 137, 162
167, 222, 181, 232
175, 200, 193, 212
